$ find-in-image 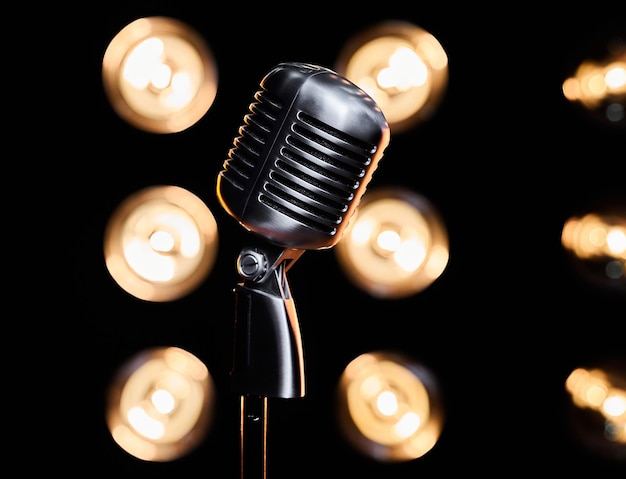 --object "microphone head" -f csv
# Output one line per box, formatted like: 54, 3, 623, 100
217, 62, 390, 250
